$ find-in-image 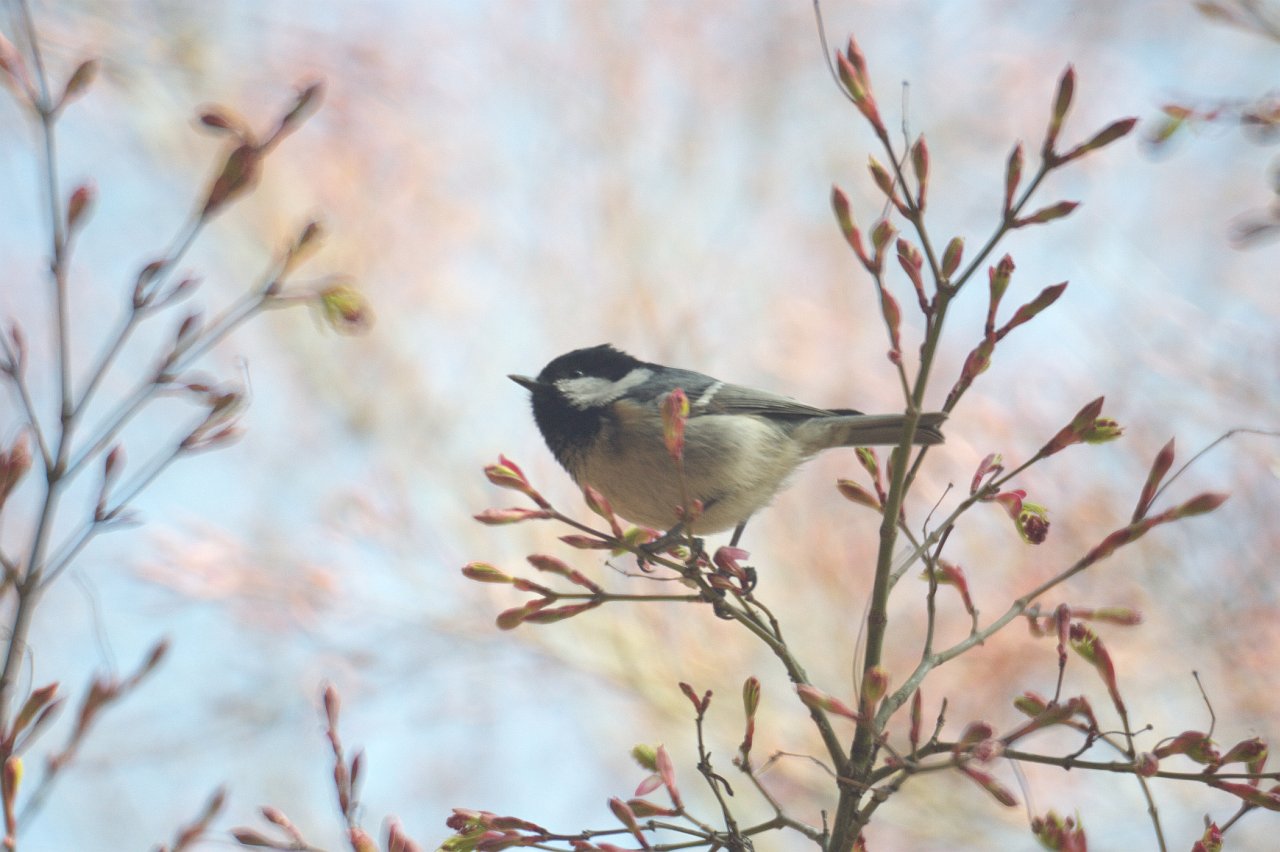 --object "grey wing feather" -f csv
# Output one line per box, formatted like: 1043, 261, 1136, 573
699, 382, 845, 420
